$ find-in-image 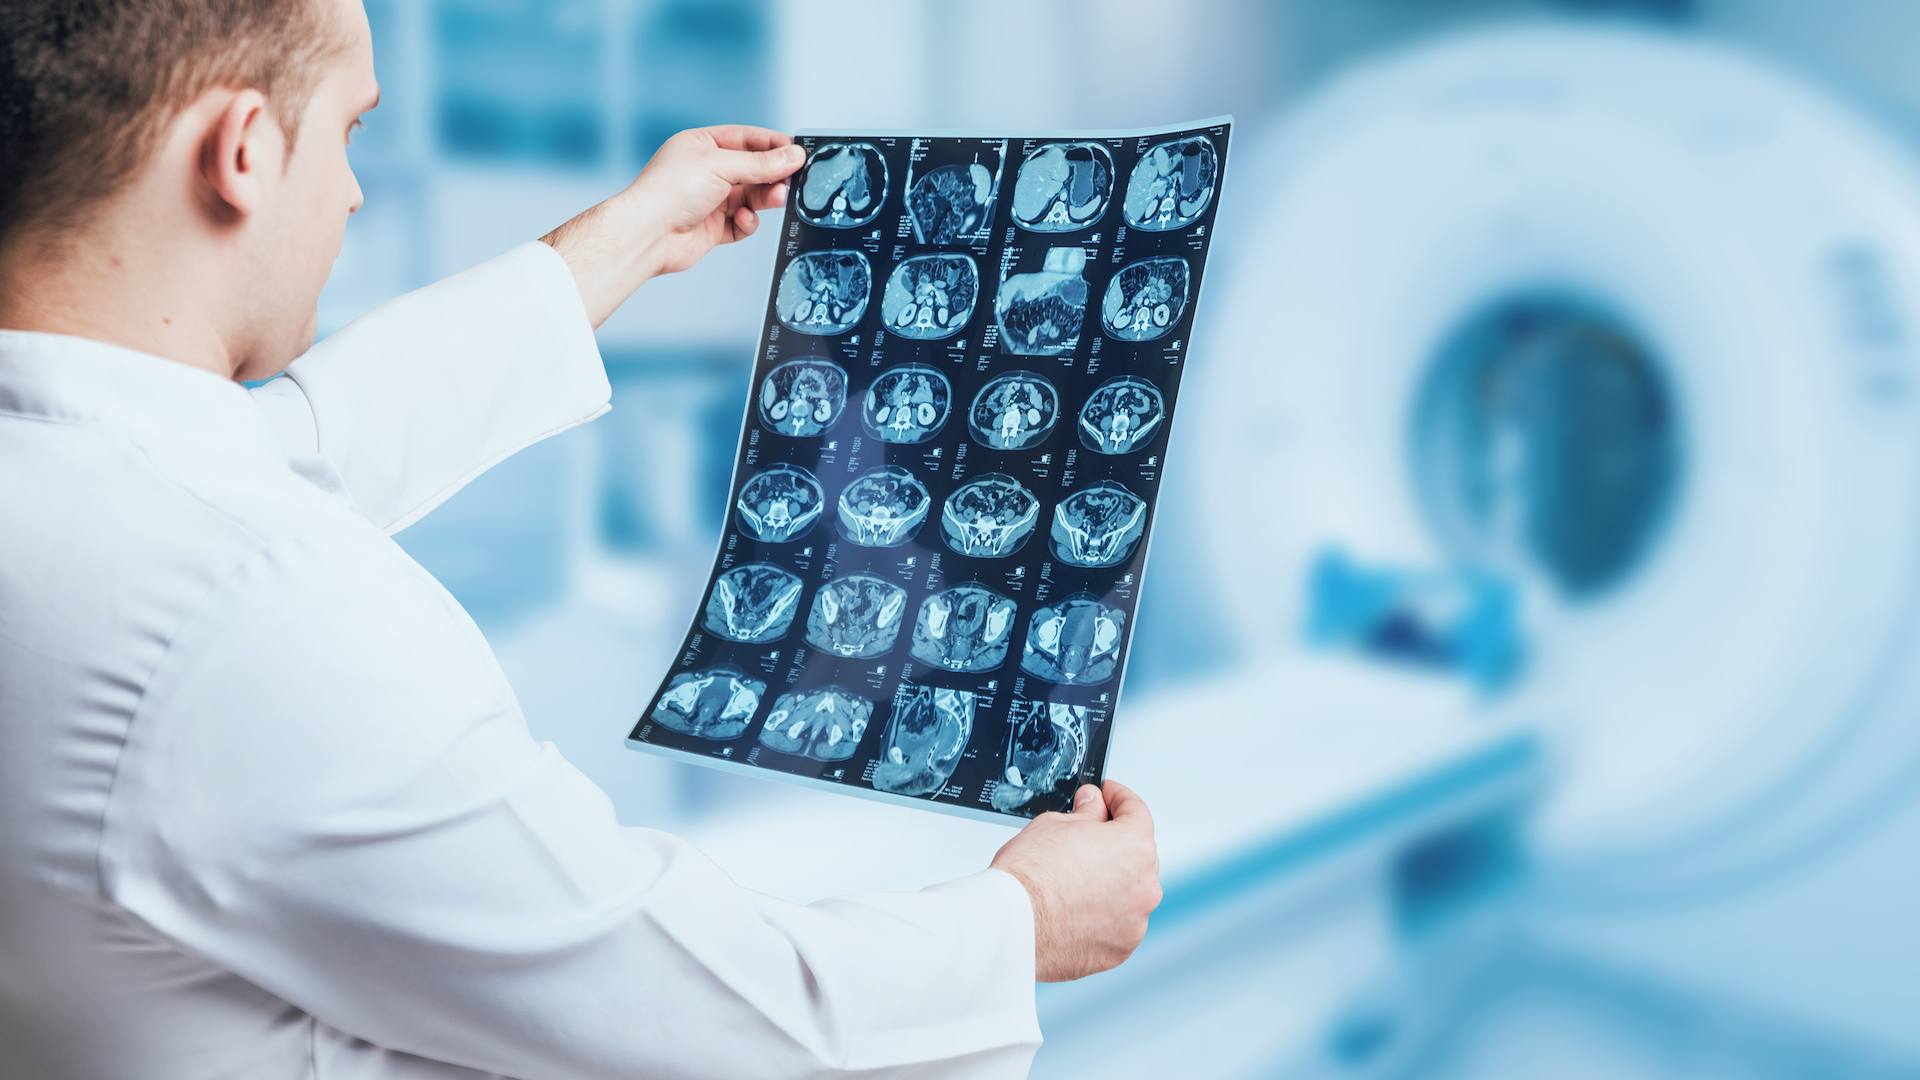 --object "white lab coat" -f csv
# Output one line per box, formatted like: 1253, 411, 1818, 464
0, 242, 1041, 1080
